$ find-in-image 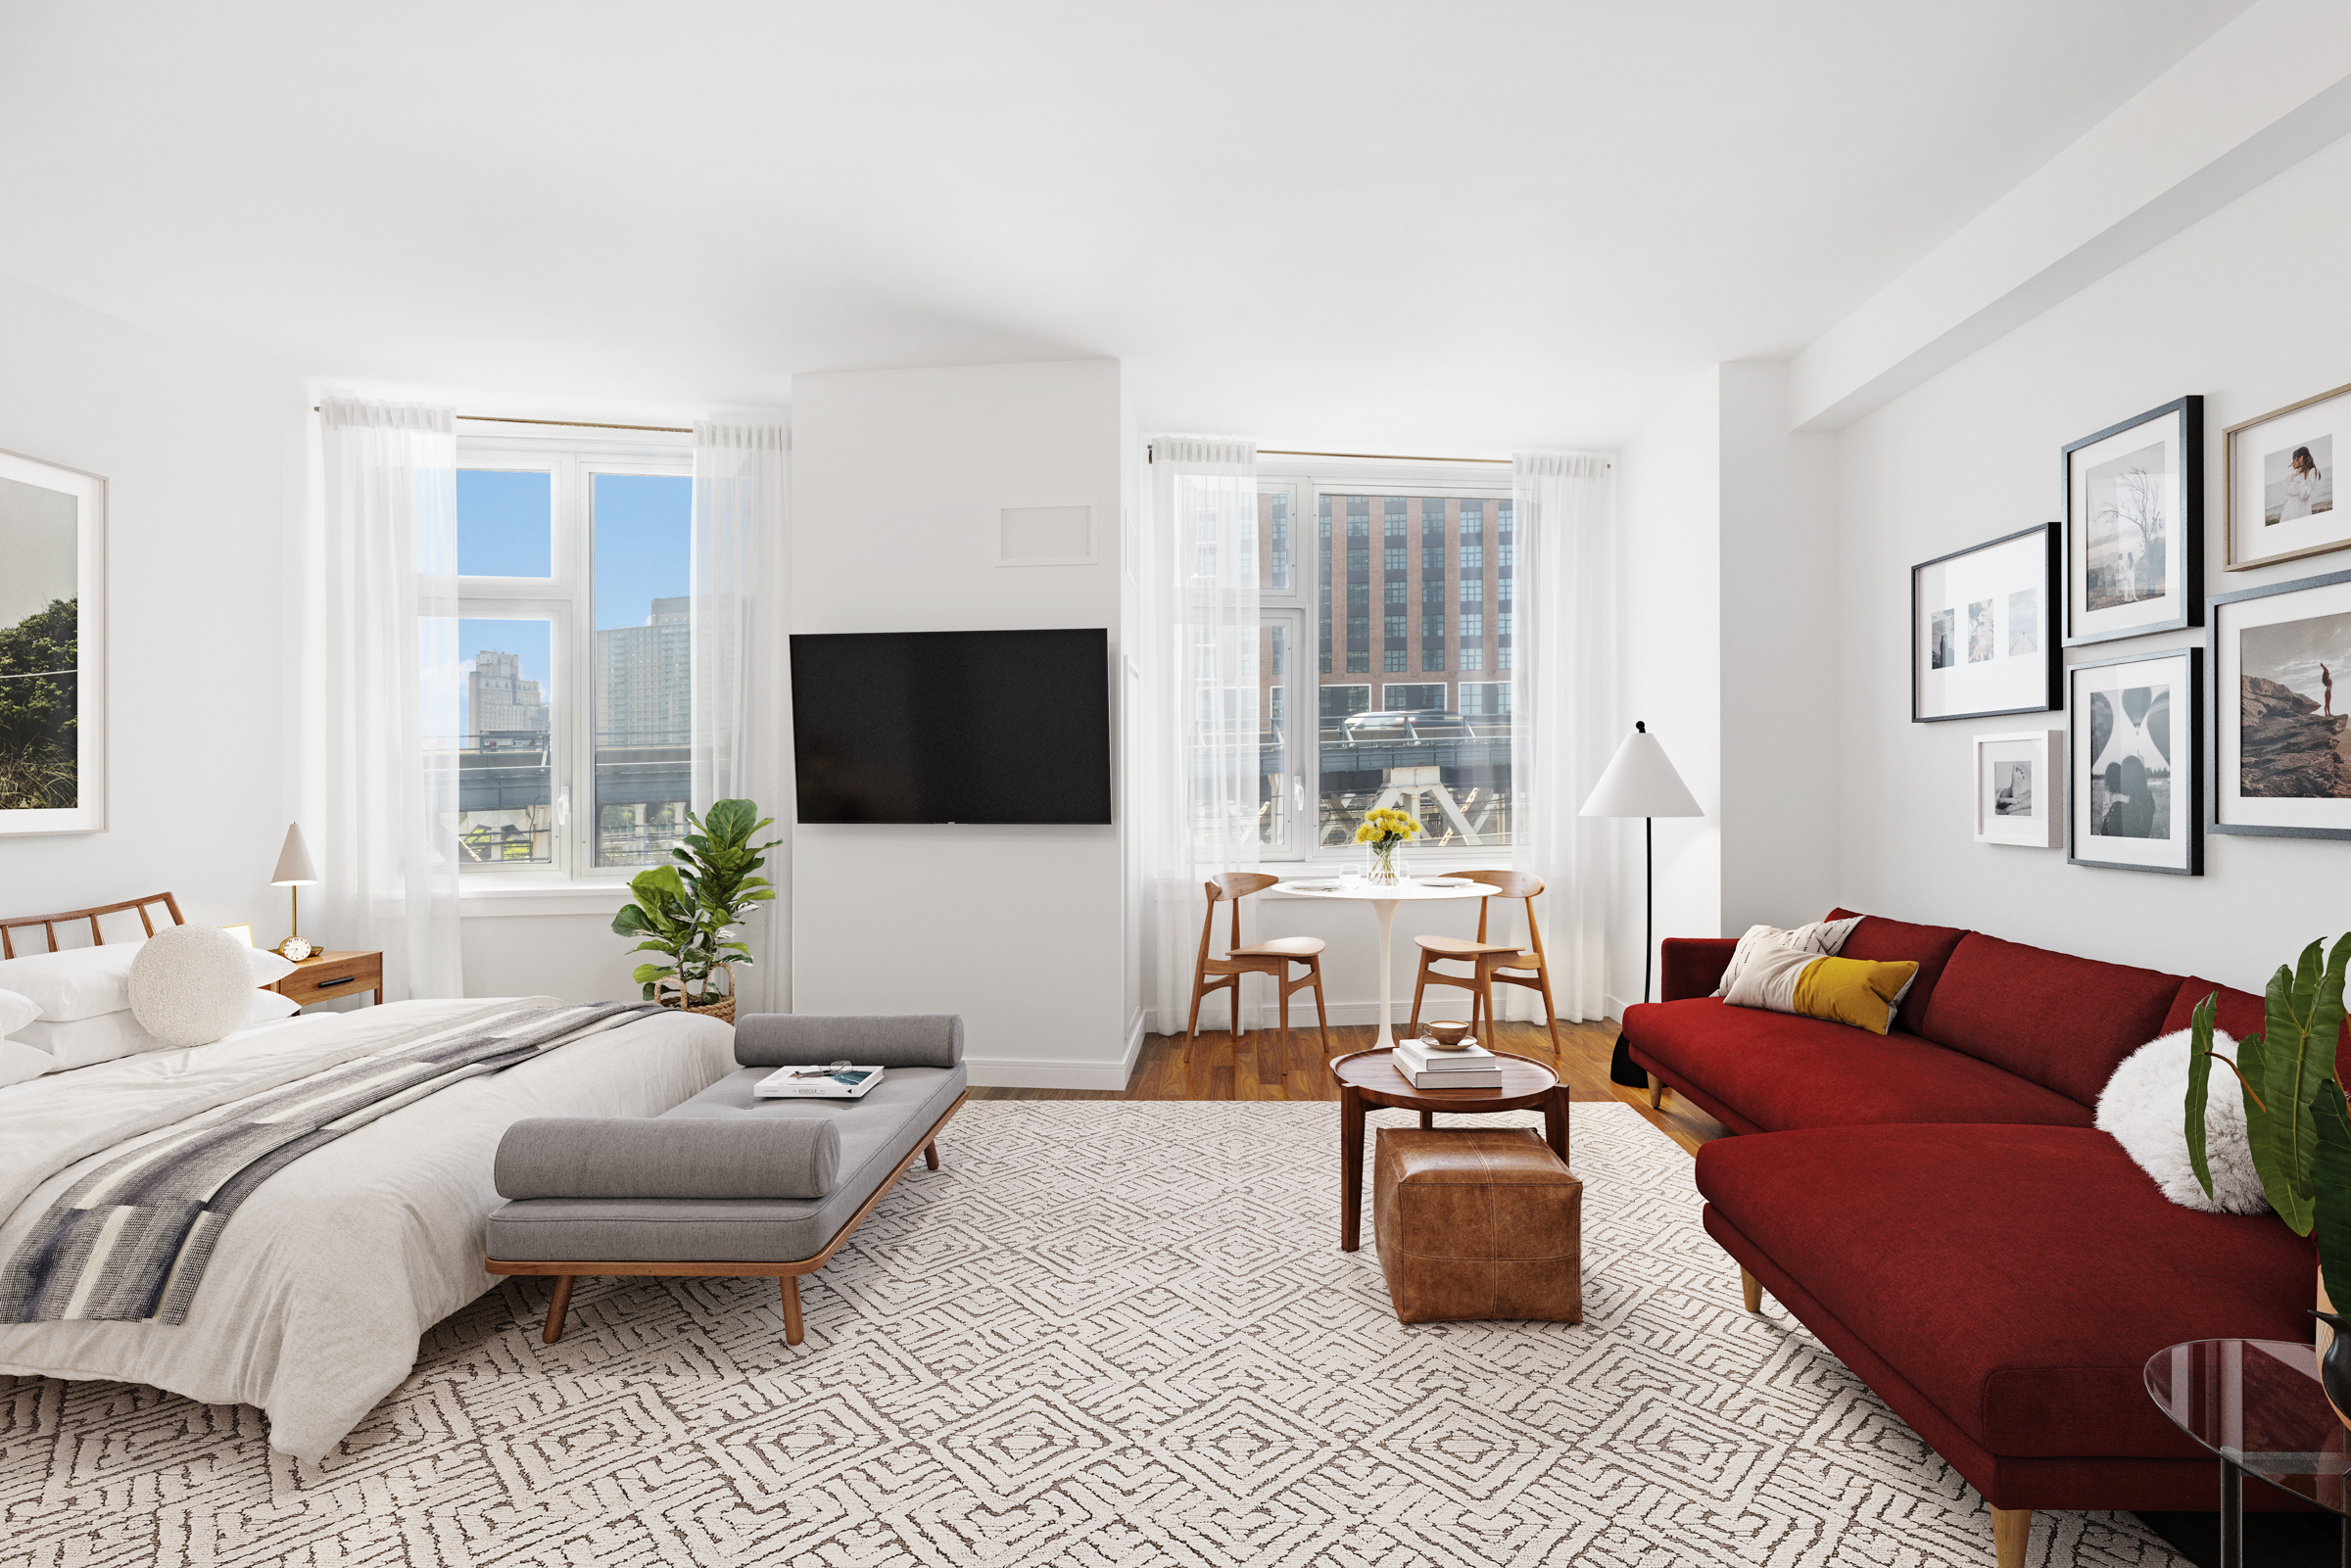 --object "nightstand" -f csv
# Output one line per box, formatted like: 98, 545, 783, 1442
266, 950, 384, 1010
